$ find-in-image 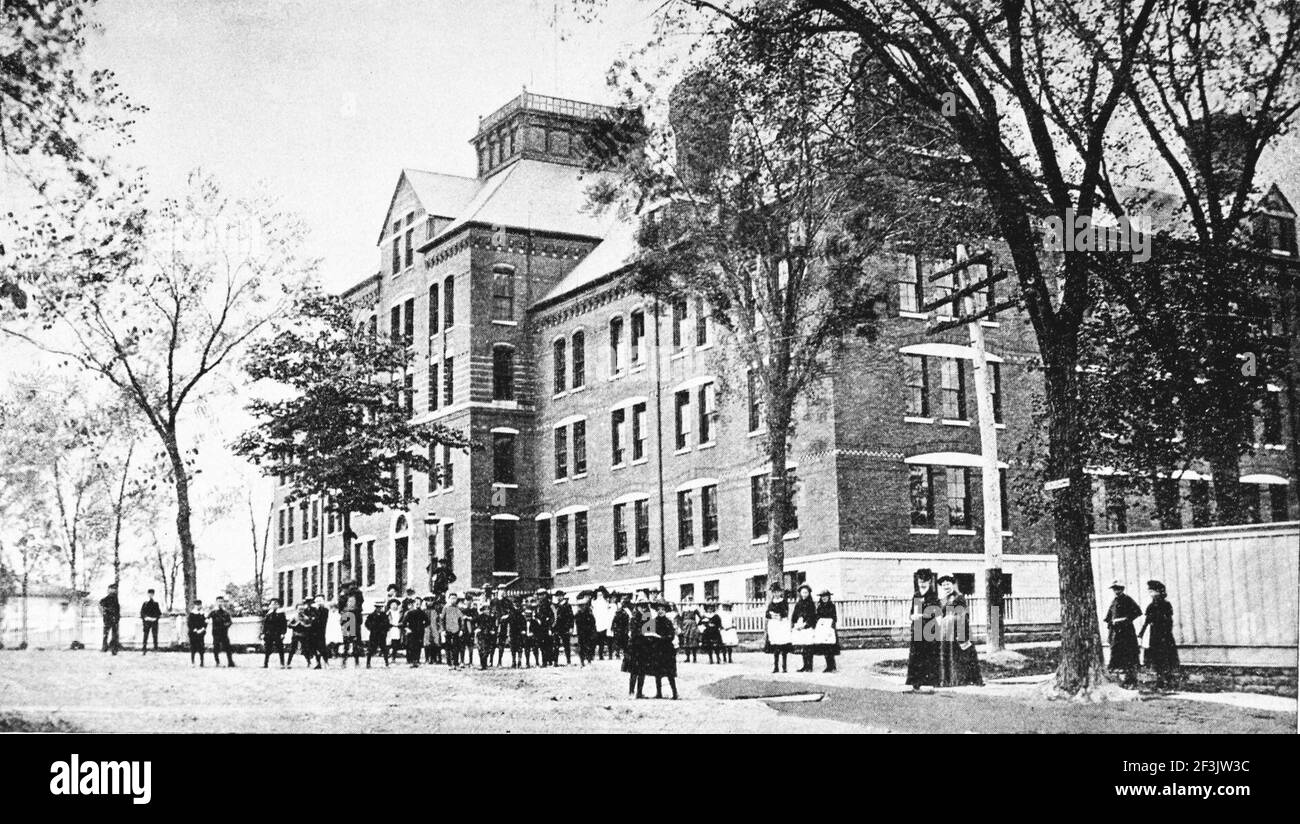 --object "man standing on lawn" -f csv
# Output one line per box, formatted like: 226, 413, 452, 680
99, 583, 121, 655
140, 589, 162, 654
209, 595, 237, 667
